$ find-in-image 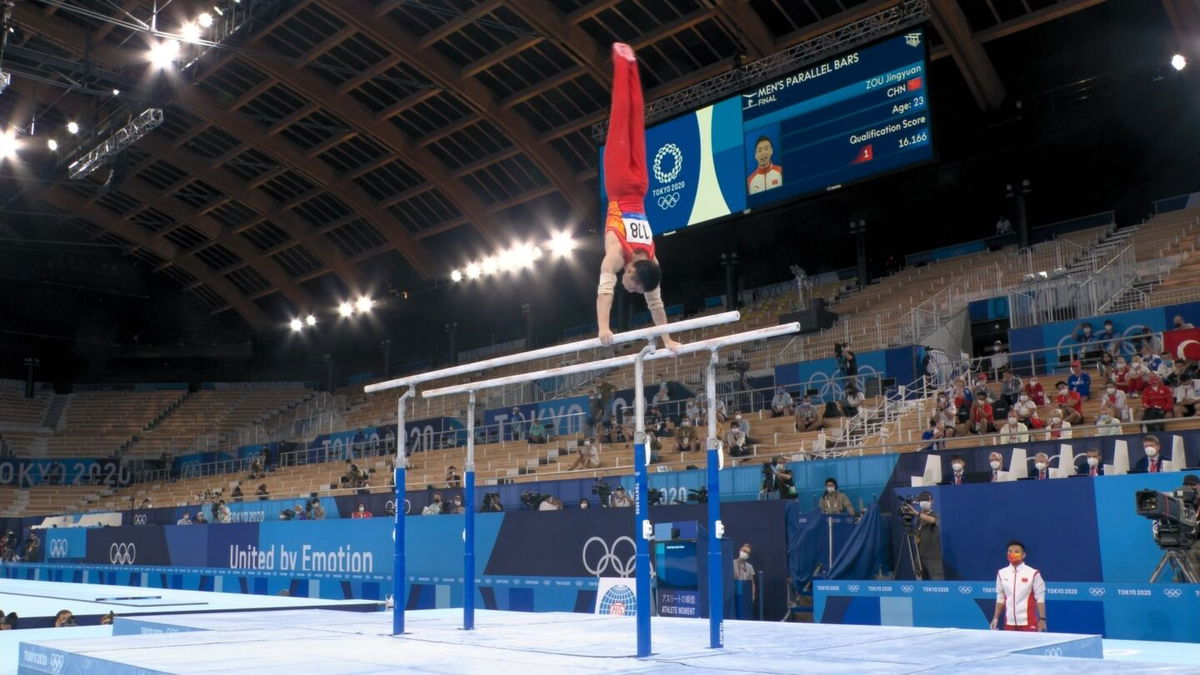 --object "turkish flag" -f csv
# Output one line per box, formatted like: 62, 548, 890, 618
852, 144, 874, 164
1164, 328, 1200, 361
